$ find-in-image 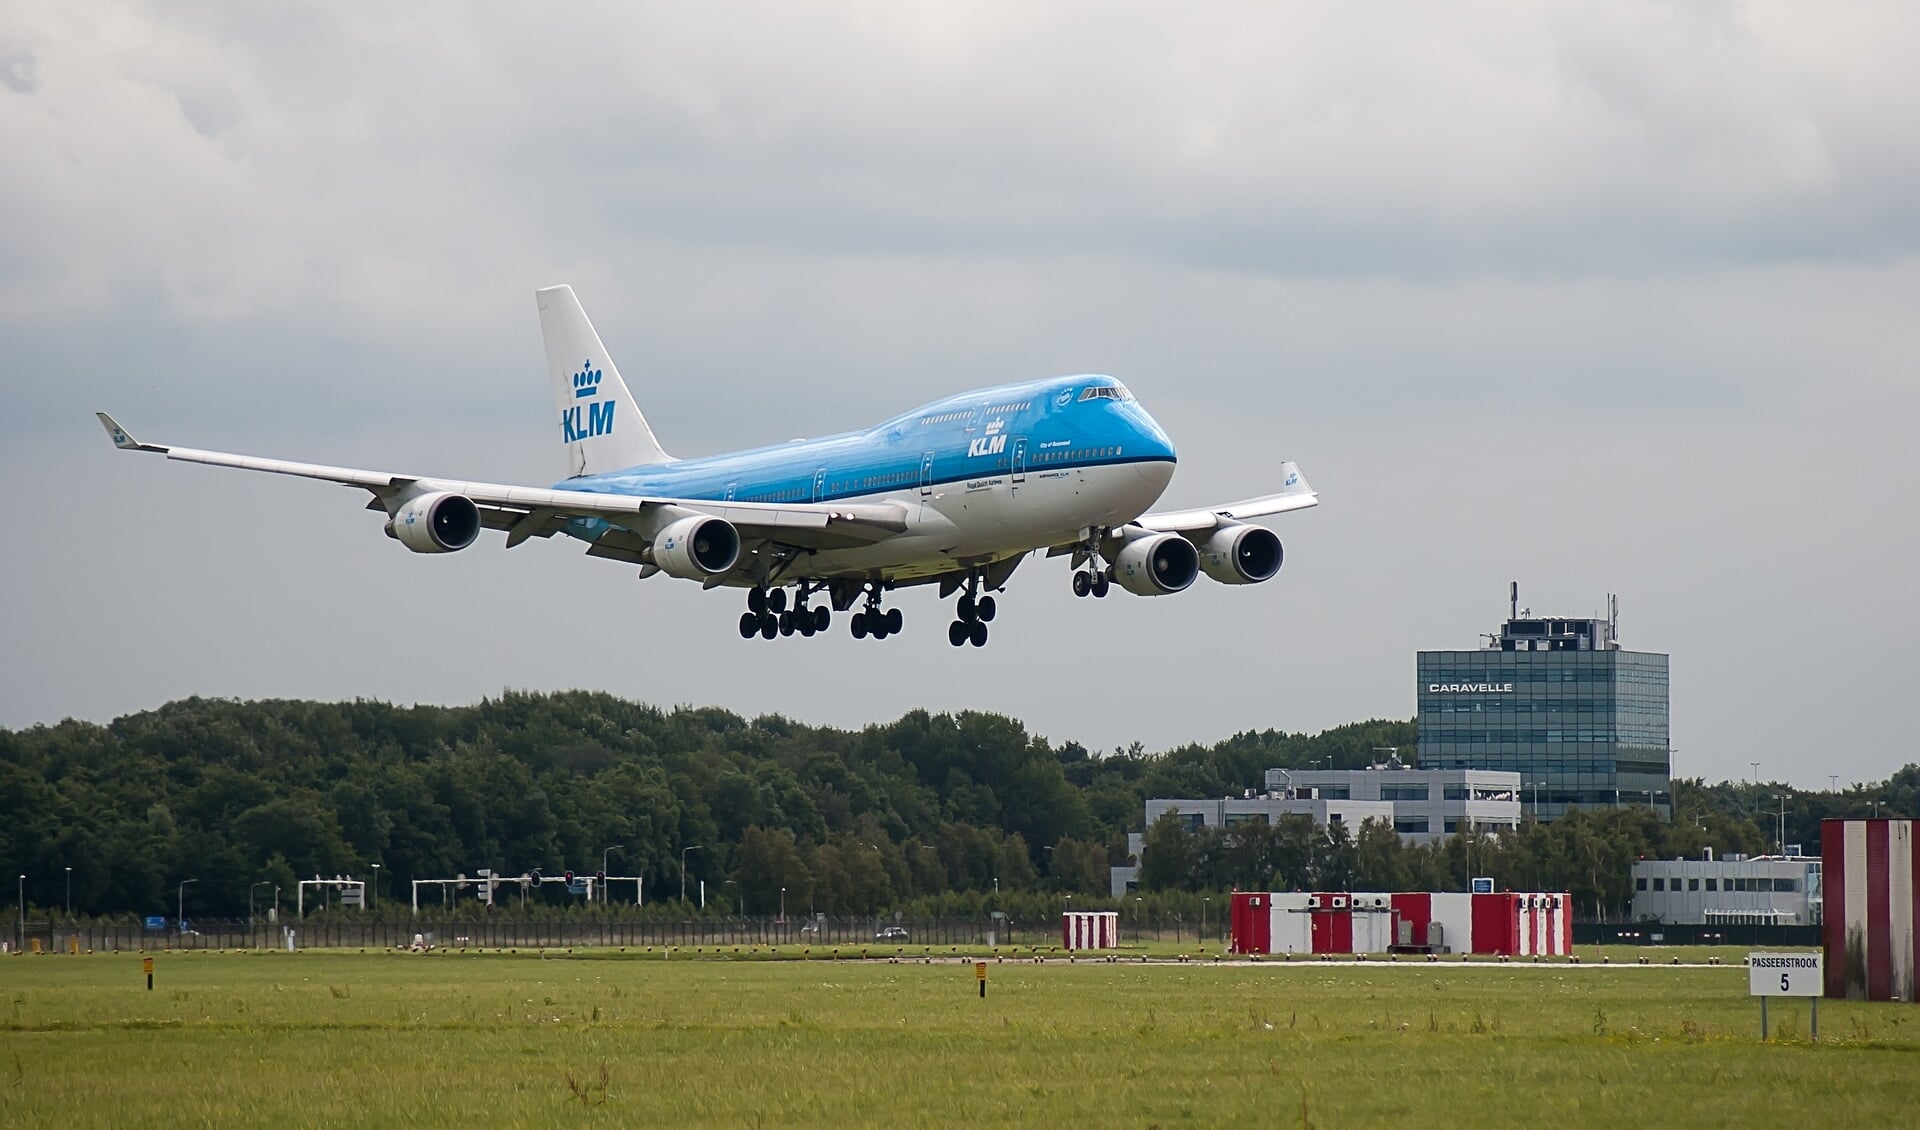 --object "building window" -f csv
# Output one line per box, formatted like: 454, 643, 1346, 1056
1443, 785, 1468, 801
1320, 787, 1351, 800
1394, 817, 1430, 834
1705, 878, 1717, 892
1652, 878, 1665, 892
1635, 877, 1647, 891
1774, 878, 1797, 893
1689, 878, 1700, 892
1382, 785, 1430, 801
